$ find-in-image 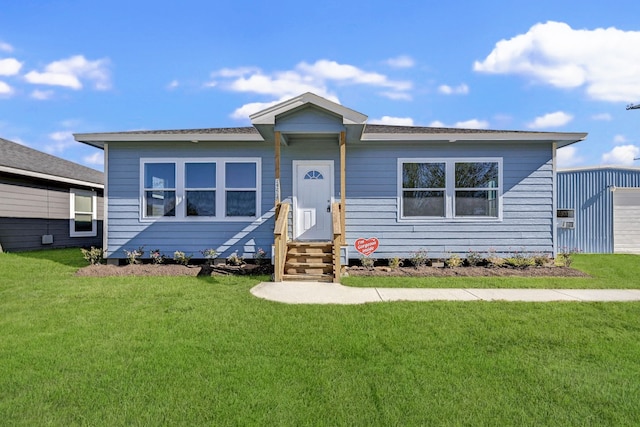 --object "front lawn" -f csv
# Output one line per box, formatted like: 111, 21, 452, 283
343, 254, 640, 288
1, 249, 639, 425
